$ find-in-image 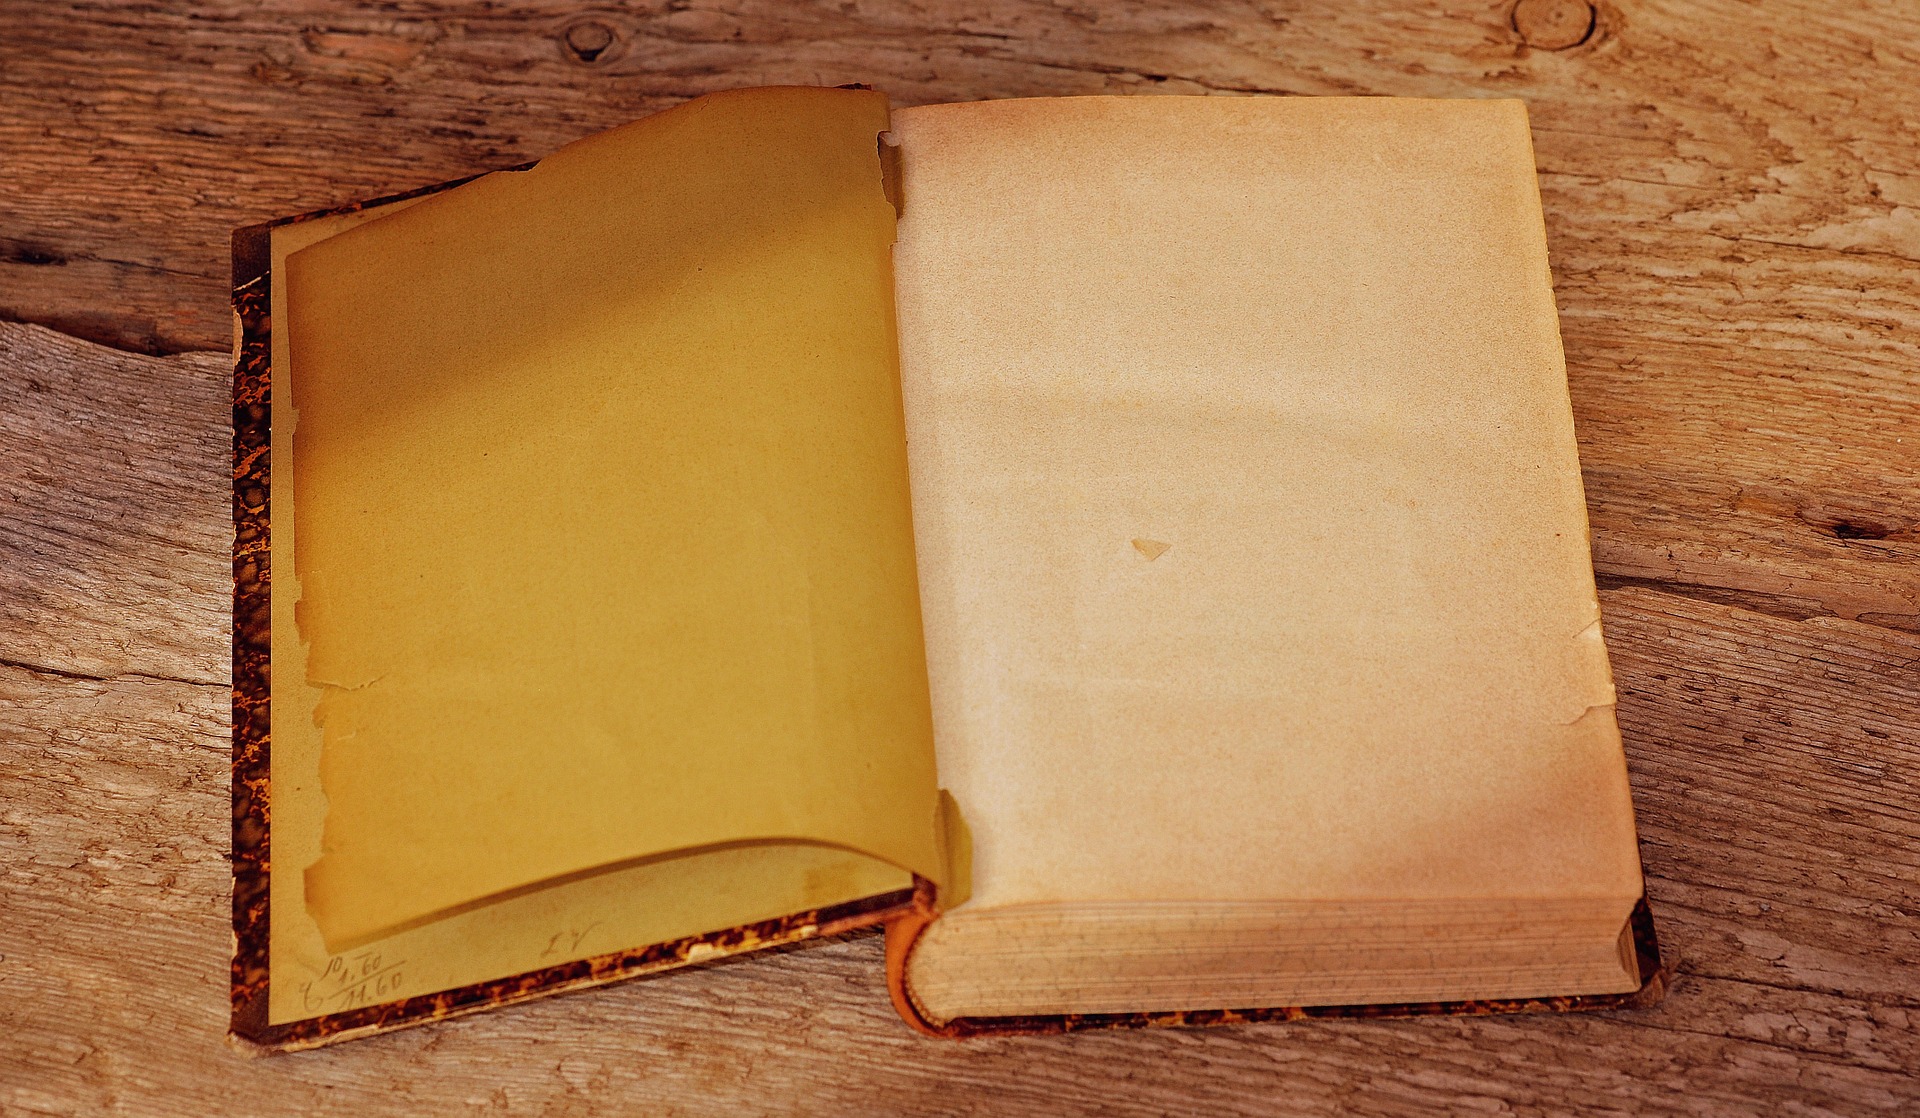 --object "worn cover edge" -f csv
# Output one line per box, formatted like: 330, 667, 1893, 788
228, 173, 917, 1055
